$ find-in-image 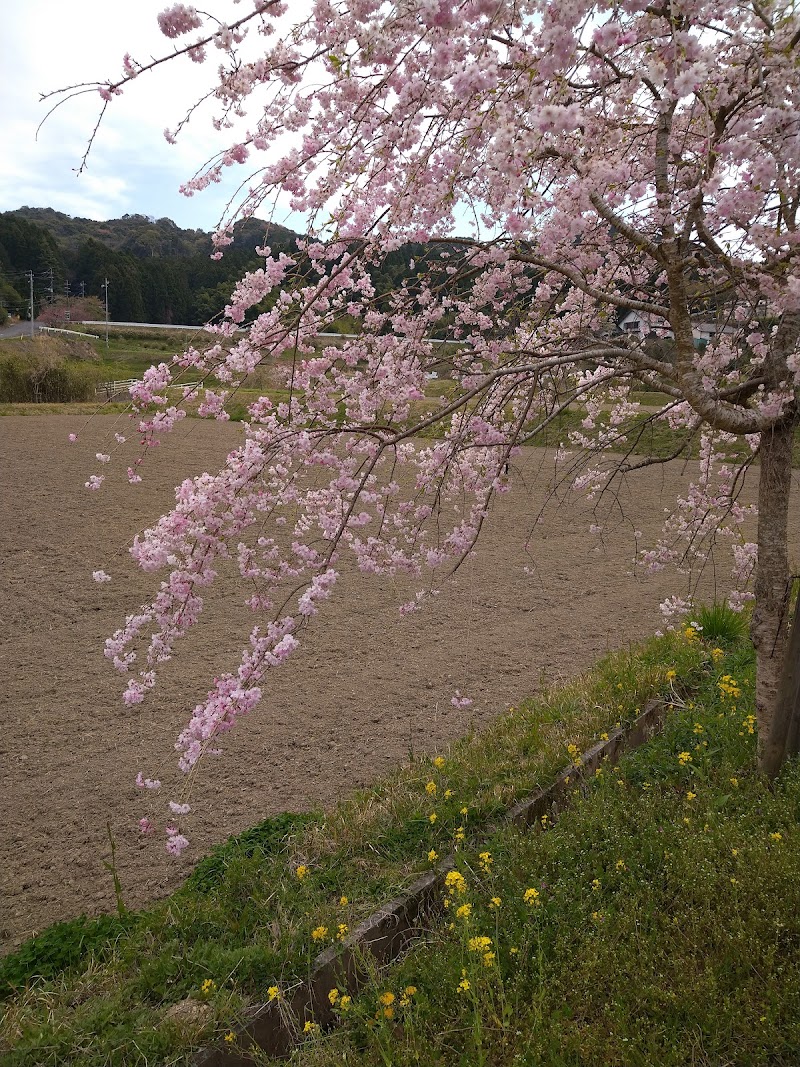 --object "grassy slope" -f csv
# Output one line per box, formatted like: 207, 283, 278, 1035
289, 630, 800, 1067
3, 614, 798, 1066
